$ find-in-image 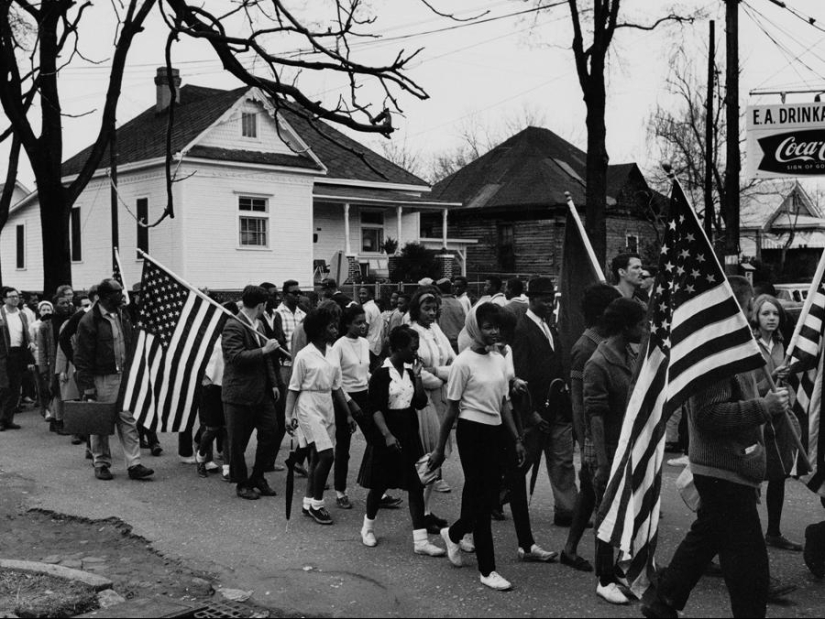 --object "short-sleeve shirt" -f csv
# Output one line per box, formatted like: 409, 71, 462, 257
288, 344, 342, 393
447, 349, 509, 426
